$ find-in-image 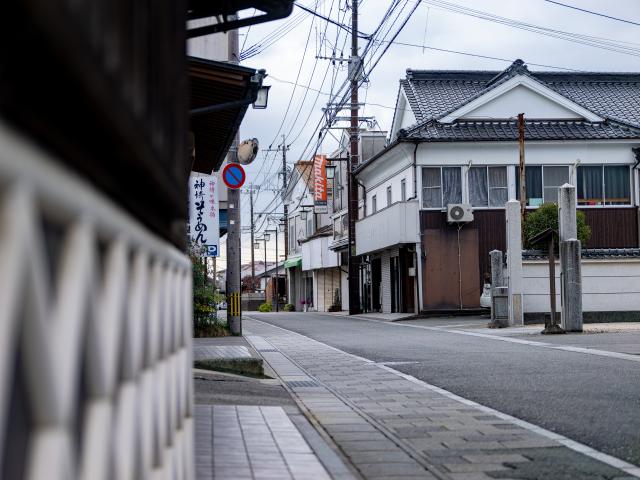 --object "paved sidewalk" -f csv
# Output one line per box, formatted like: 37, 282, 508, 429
193, 335, 258, 360
245, 317, 640, 480
195, 405, 331, 480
